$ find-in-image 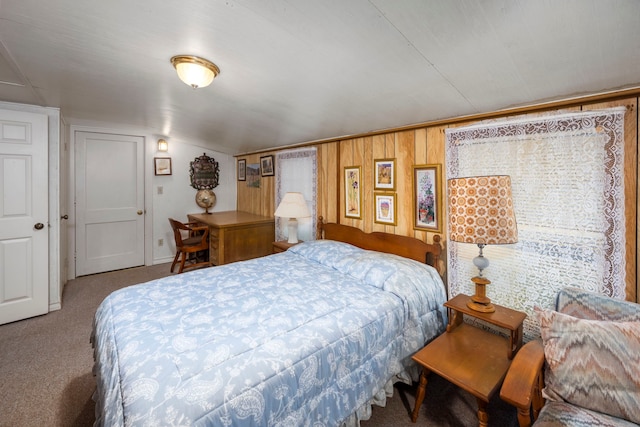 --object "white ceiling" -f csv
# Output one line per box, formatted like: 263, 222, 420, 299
1, 0, 639, 155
